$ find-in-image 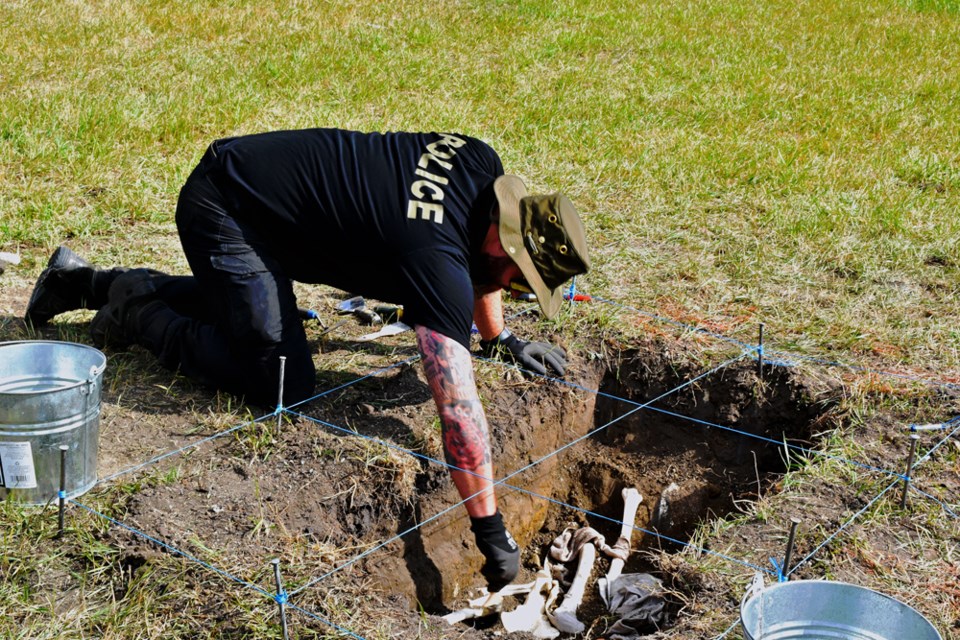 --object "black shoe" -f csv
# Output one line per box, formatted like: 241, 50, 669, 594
90, 269, 158, 348
24, 246, 95, 326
